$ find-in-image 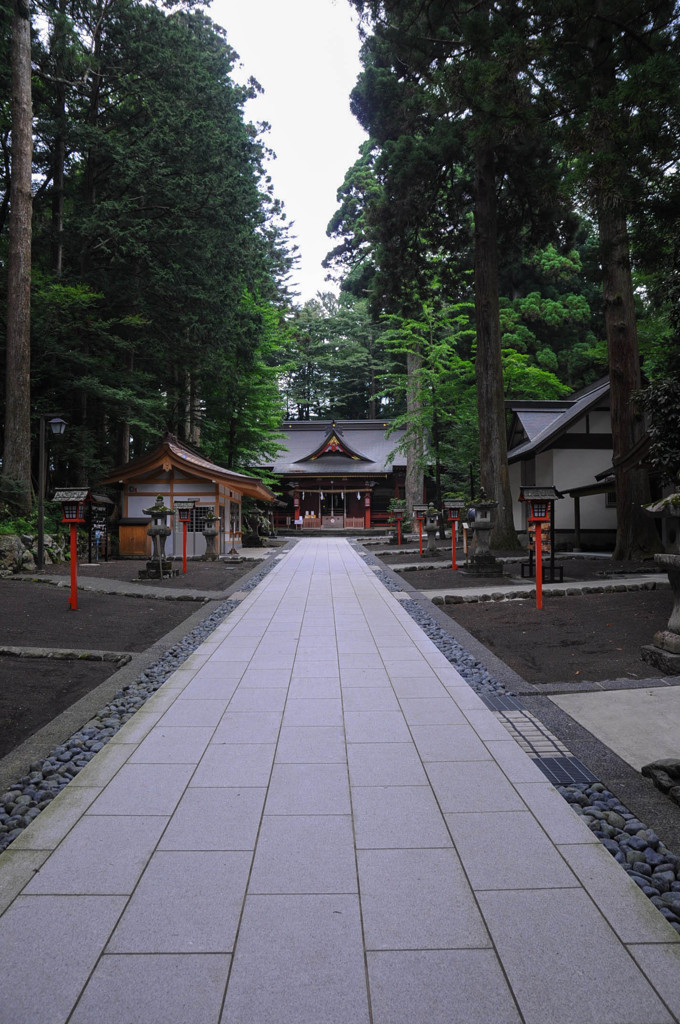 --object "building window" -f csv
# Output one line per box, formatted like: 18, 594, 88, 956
605, 491, 617, 508
188, 506, 215, 532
